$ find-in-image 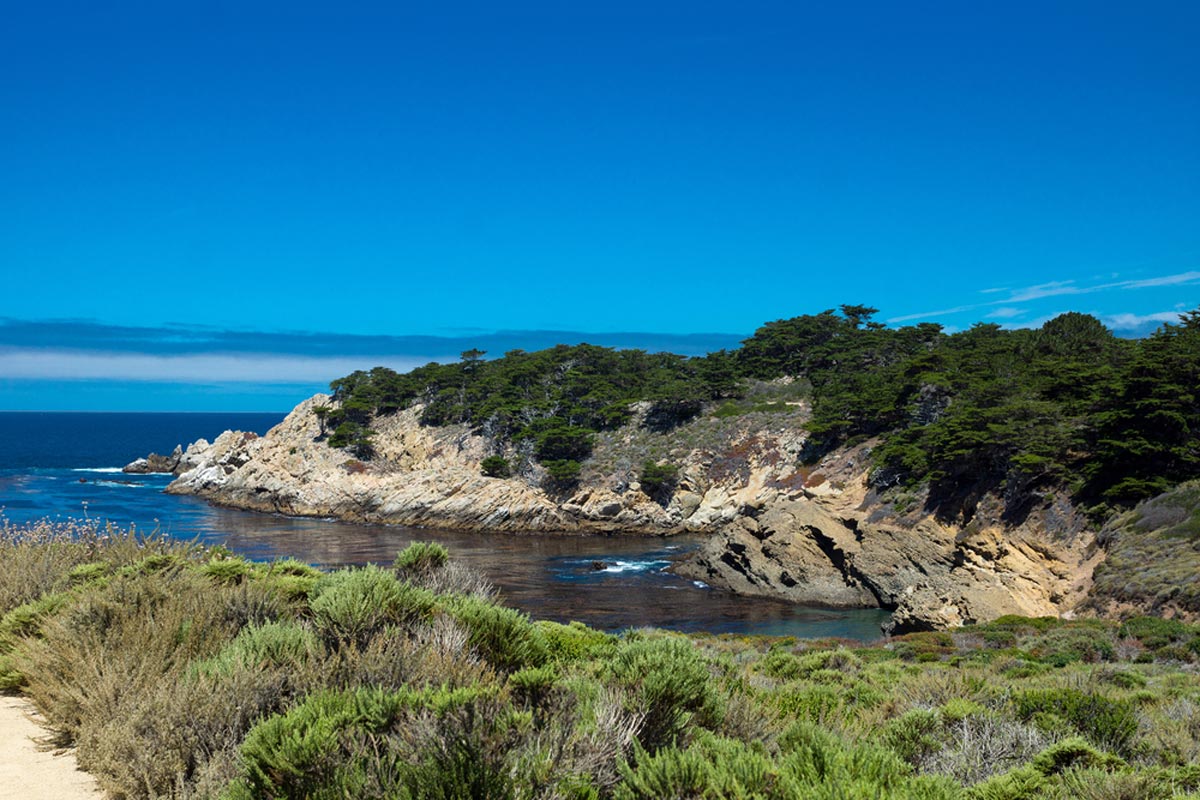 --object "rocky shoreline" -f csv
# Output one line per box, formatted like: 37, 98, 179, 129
148, 394, 1109, 633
